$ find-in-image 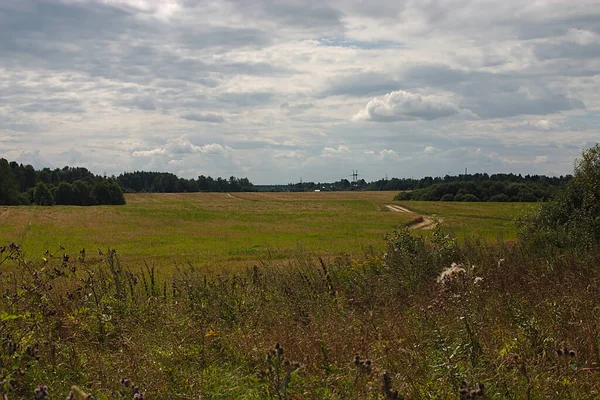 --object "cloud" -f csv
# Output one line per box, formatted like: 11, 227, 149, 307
217, 92, 274, 107
132, 138, 233, 157
1, 0, 599, 181
354, 90, 474, 122
423, 146, 440, 155
320, 71, 402, 97
321, 145, 350, 158
280, 102, 314, 114
378, 149, 399, 159
181, 113, 225, 123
